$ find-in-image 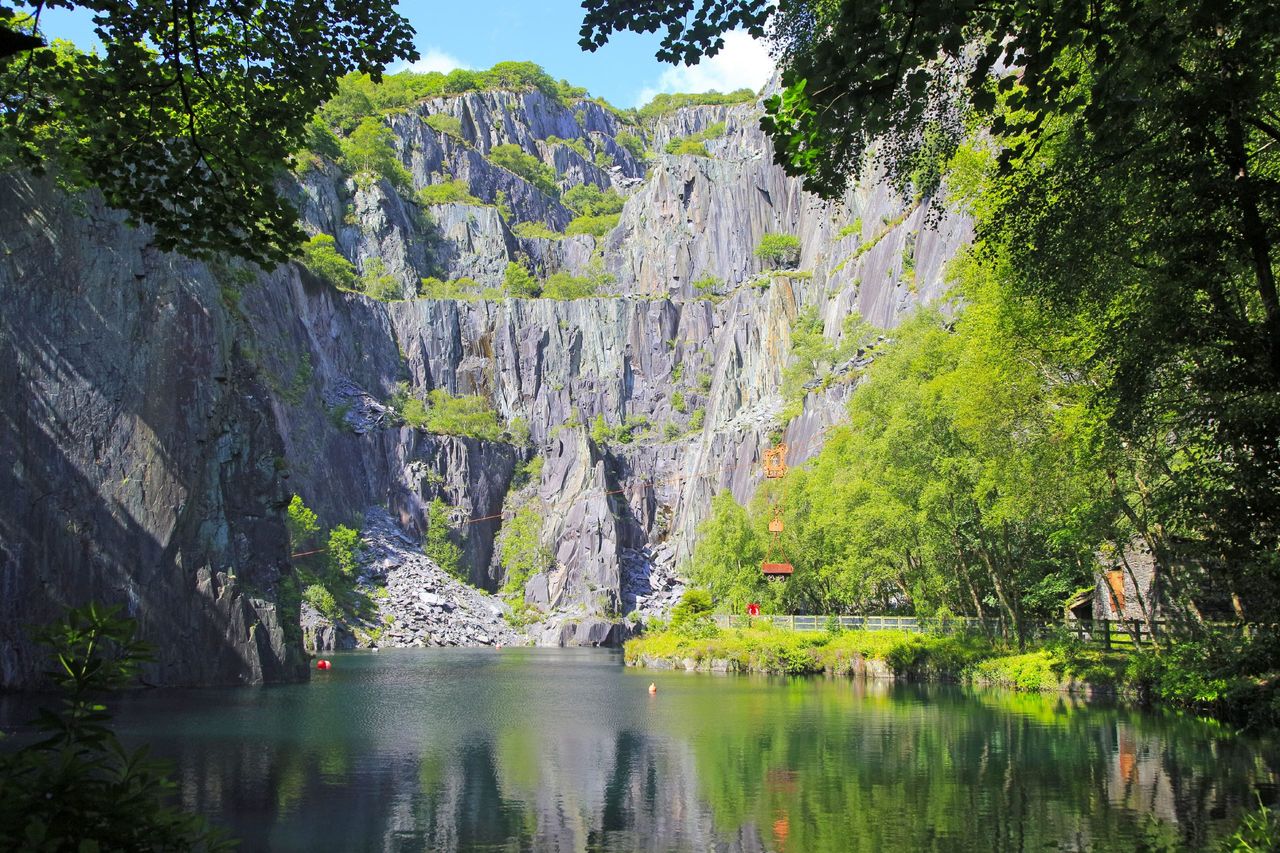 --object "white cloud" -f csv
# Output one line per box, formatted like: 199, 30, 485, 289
392, 47, 469, 75
634, 30, 775, 107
